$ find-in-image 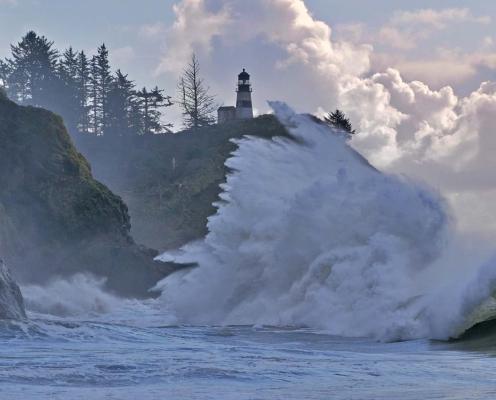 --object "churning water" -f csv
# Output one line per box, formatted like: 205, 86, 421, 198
157, 102, 496, 342
2, 102, 496, 398
1, 284, 496, 400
